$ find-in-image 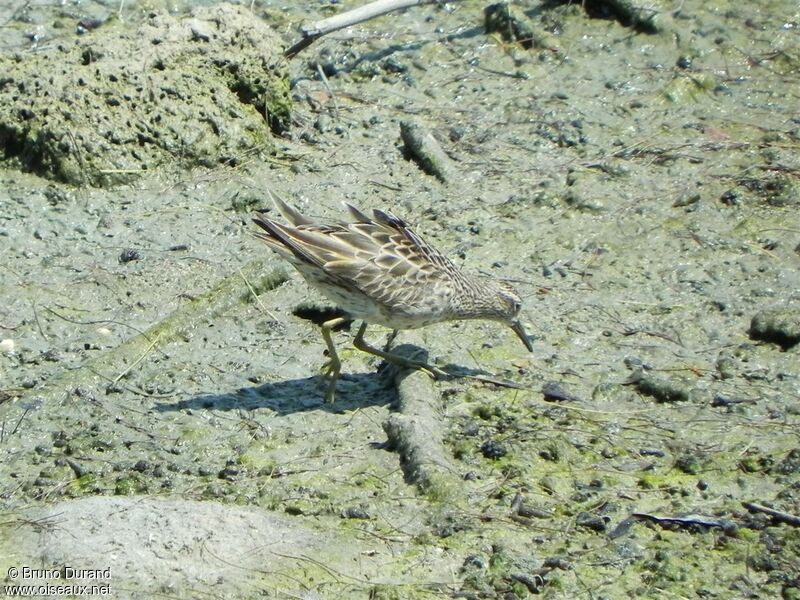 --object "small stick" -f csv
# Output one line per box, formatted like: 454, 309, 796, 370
11, 405, 32, 435
742, 501, 800, 527
285, 0, 456, 59
113, 333, 162, 384
238, 267, 279, 321
400, 120, 455, 183
315, 63, 340, 119
31, 301, 48, 342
